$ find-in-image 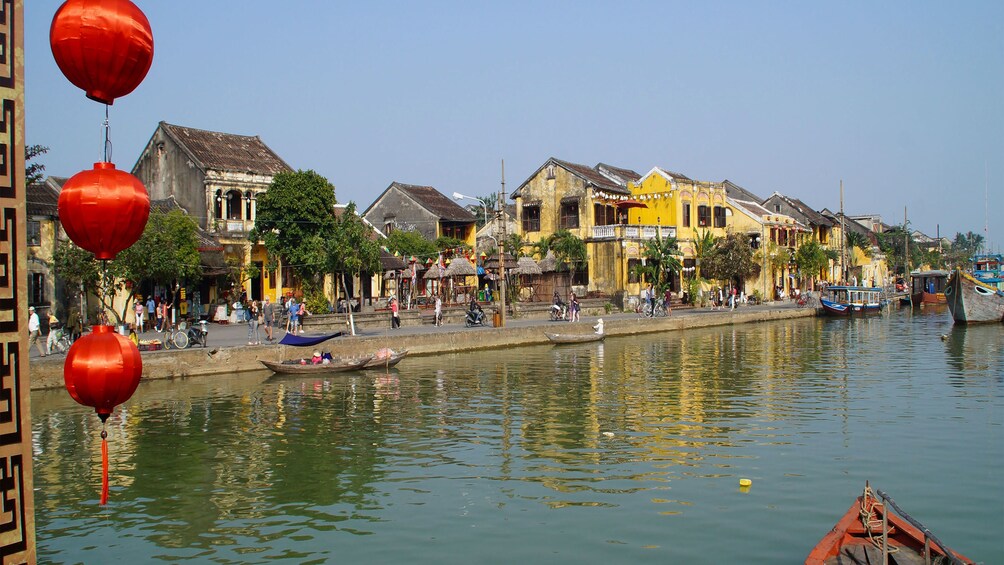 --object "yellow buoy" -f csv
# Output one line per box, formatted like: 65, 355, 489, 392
739, 478, 752, 487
